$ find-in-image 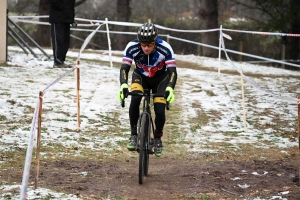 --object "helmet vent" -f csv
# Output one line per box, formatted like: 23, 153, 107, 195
137, 22, 158, 43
